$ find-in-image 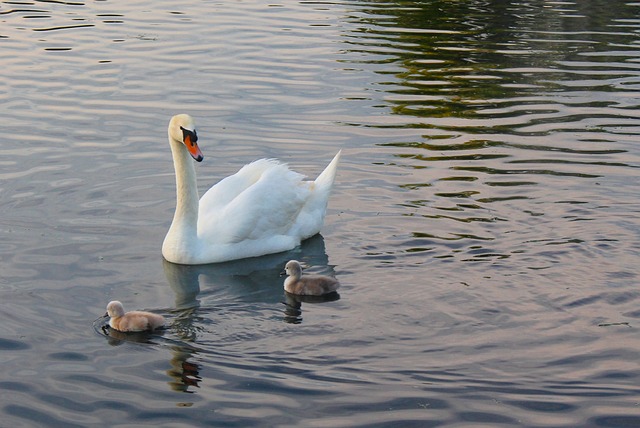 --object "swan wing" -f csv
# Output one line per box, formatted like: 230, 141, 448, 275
197, 159, 311, 246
